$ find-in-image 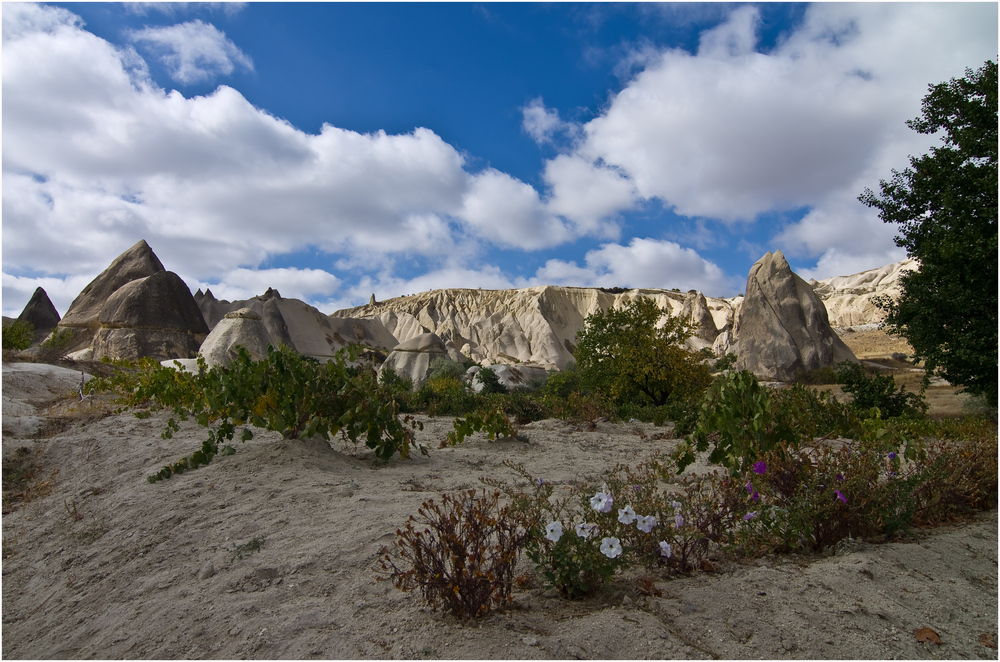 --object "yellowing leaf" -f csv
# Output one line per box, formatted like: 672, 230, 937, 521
914, 627, 942, 644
